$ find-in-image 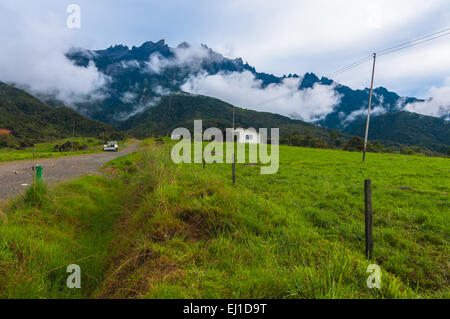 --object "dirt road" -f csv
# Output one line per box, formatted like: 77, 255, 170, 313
0, 143, 138, 201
